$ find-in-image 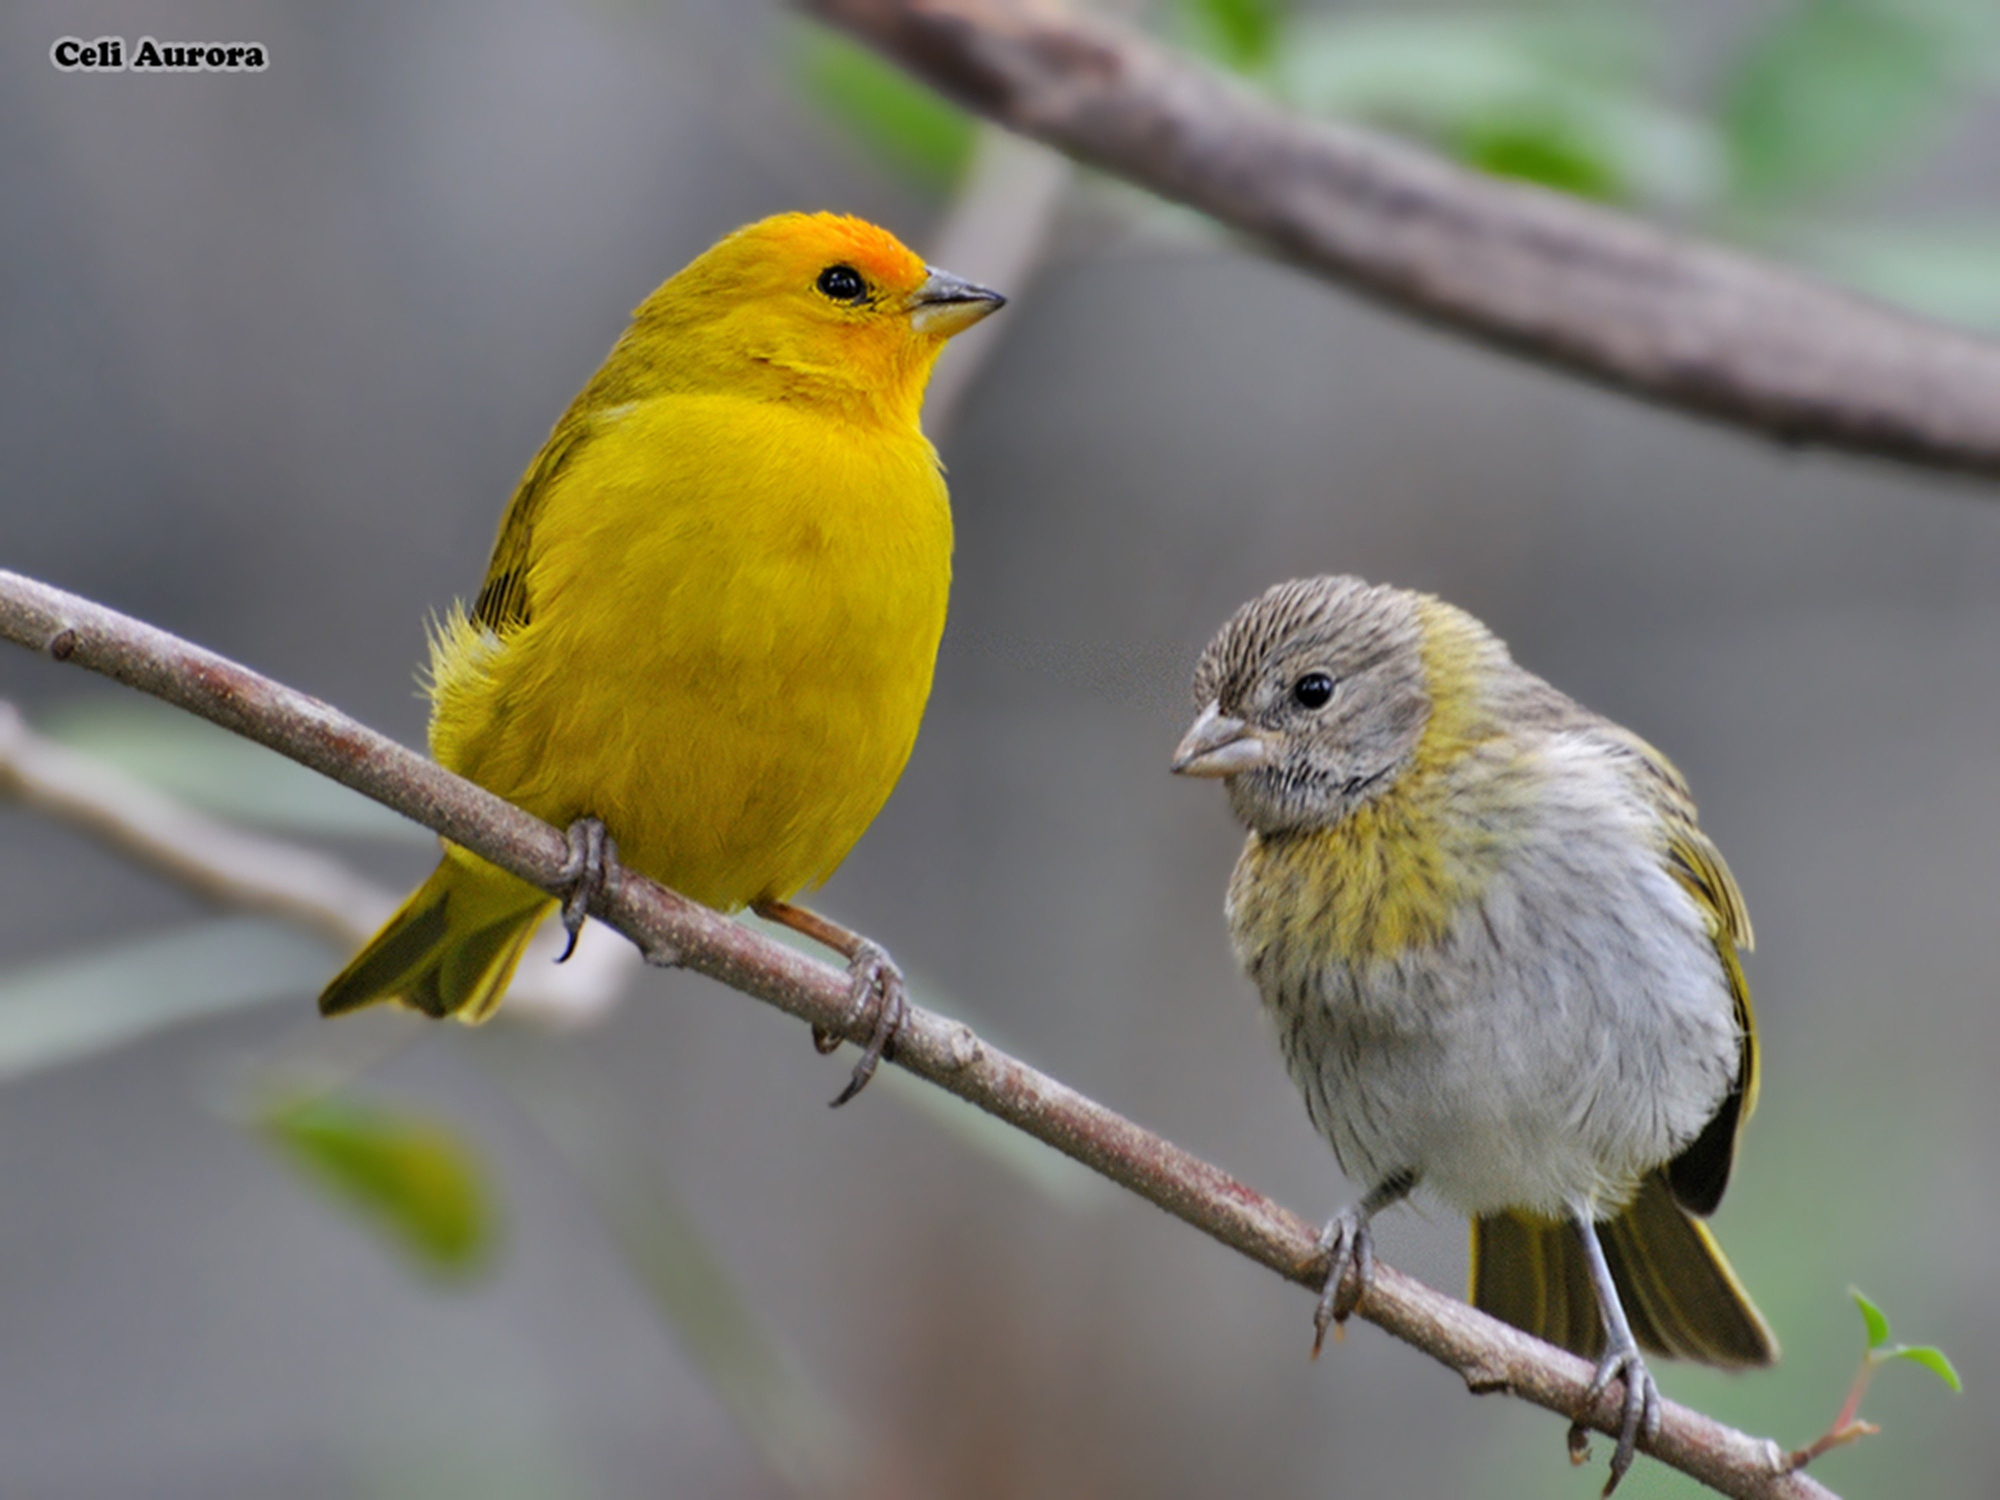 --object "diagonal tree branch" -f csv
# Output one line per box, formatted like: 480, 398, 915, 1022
797, 0, 2000, 484
0, 569, 1835, 1498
